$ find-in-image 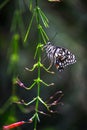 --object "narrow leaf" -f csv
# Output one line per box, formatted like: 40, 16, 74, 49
24, 11, 35, 43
